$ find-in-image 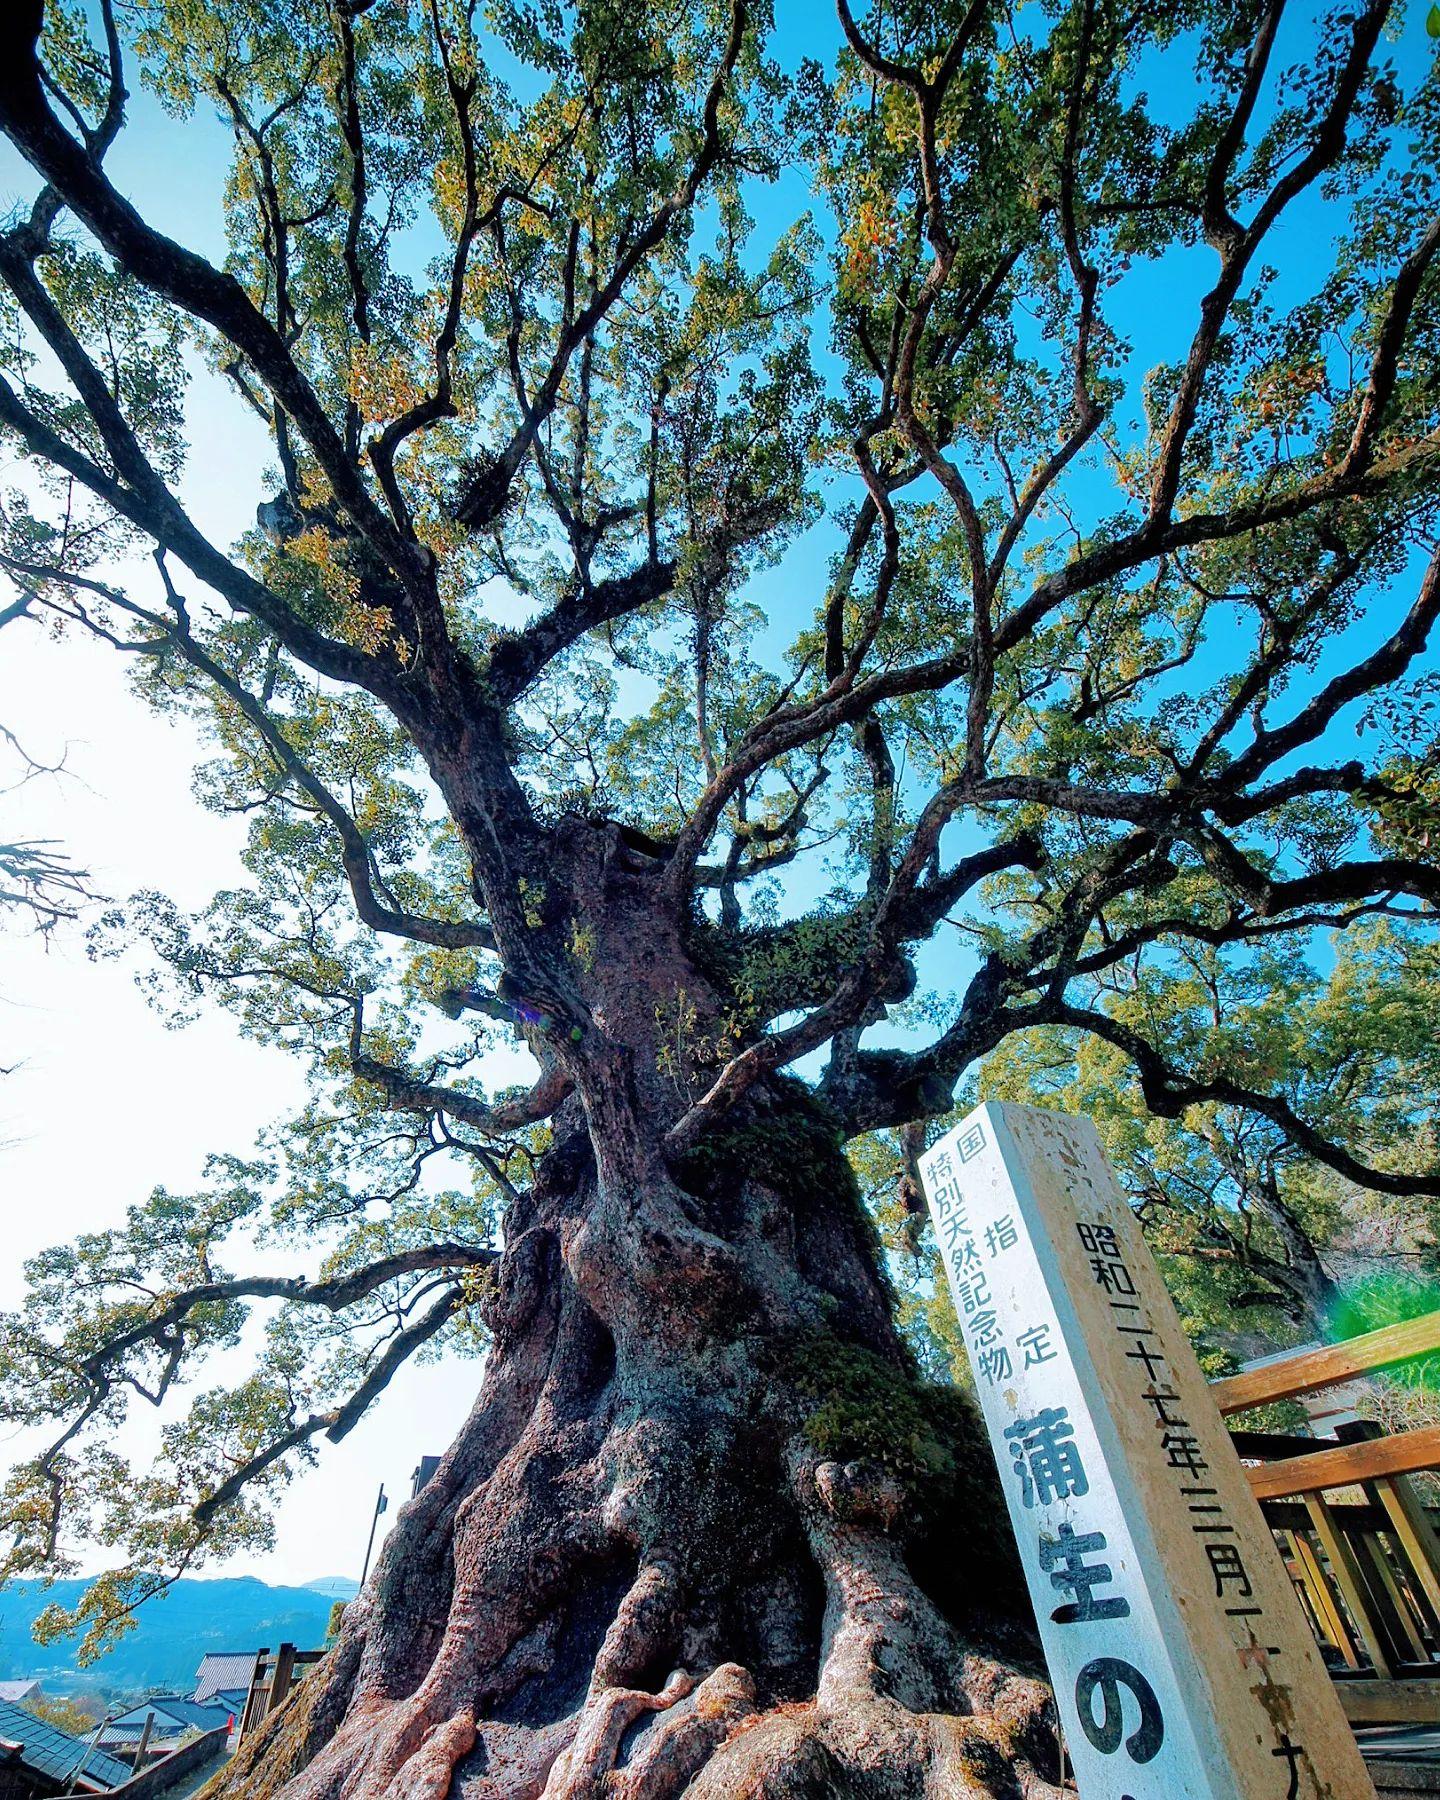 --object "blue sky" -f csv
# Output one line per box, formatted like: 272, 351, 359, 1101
1, 1, 1438, 1602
